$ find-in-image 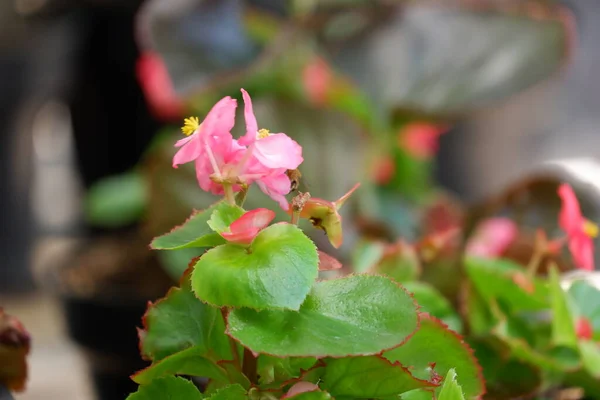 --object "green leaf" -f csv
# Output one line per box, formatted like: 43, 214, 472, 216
257, 356, 317, 386
465, 257, 548, 312
228, 275, 419, 357
580, 340, 600, 378
151, 202, 227, 250
463, 284, 499, 336
322, 356, 435, 397
400, 389, 434, 400
126, 376, 203, 400
205, 383, 247, 399
207, 203, 245, 233
437, 369, 464, 400
285, 391, 332, 399
192, 223, 318, 310
140, 274, 232, 362
85, 172, 147, 228
157, 247, 207, 281
403, 282, 462, 333
132, 346, 228, 384
384, 315, 484, 399
469, 339, 541, 399
549, 266, 578, 349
